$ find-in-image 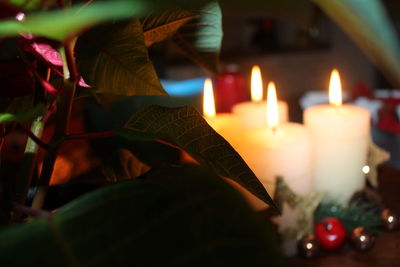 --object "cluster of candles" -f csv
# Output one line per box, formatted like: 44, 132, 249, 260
203, 66, 371, 209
